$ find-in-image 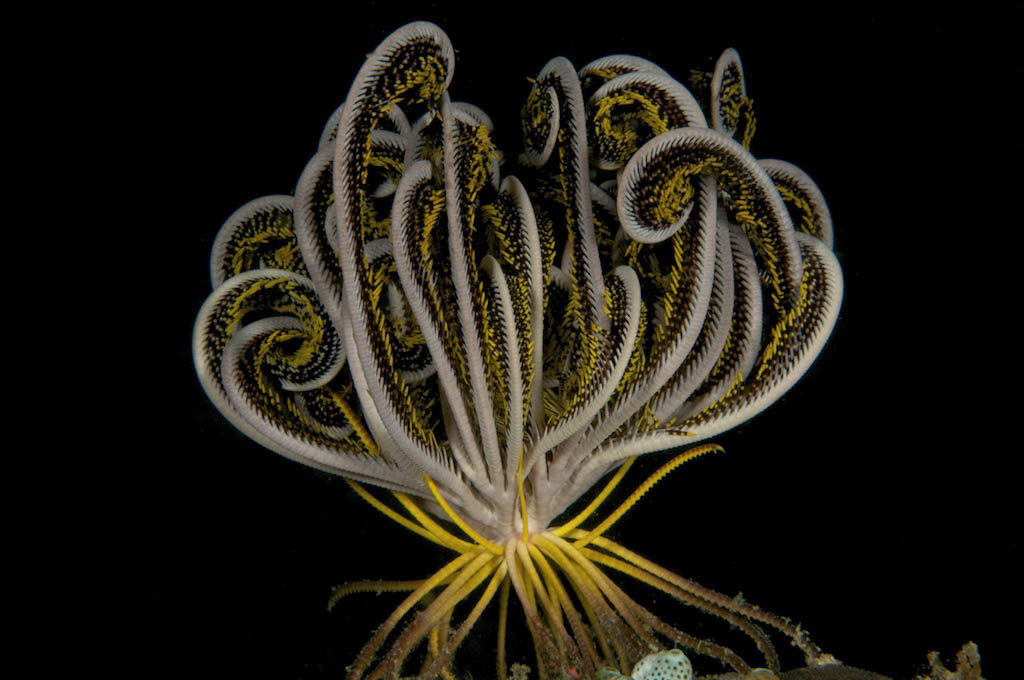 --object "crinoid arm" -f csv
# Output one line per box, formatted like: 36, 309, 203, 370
193, 21, 843, 680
